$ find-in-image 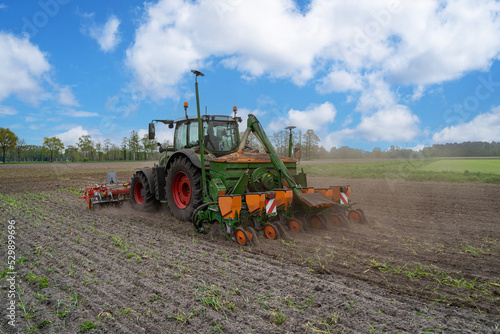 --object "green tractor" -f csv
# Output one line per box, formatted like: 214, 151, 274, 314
130, 70, 366, 245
